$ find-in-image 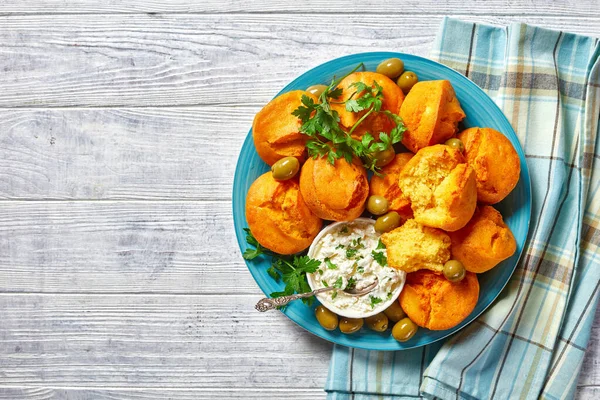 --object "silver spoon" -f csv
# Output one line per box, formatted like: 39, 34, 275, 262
255, 277, 379, 312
